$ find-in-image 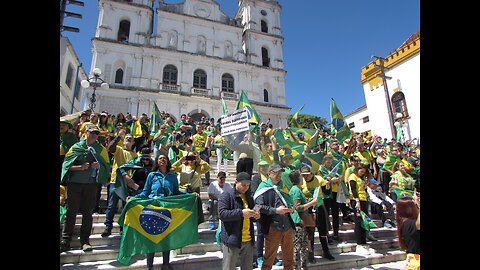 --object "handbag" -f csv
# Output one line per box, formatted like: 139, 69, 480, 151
300, 212, 316, 227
